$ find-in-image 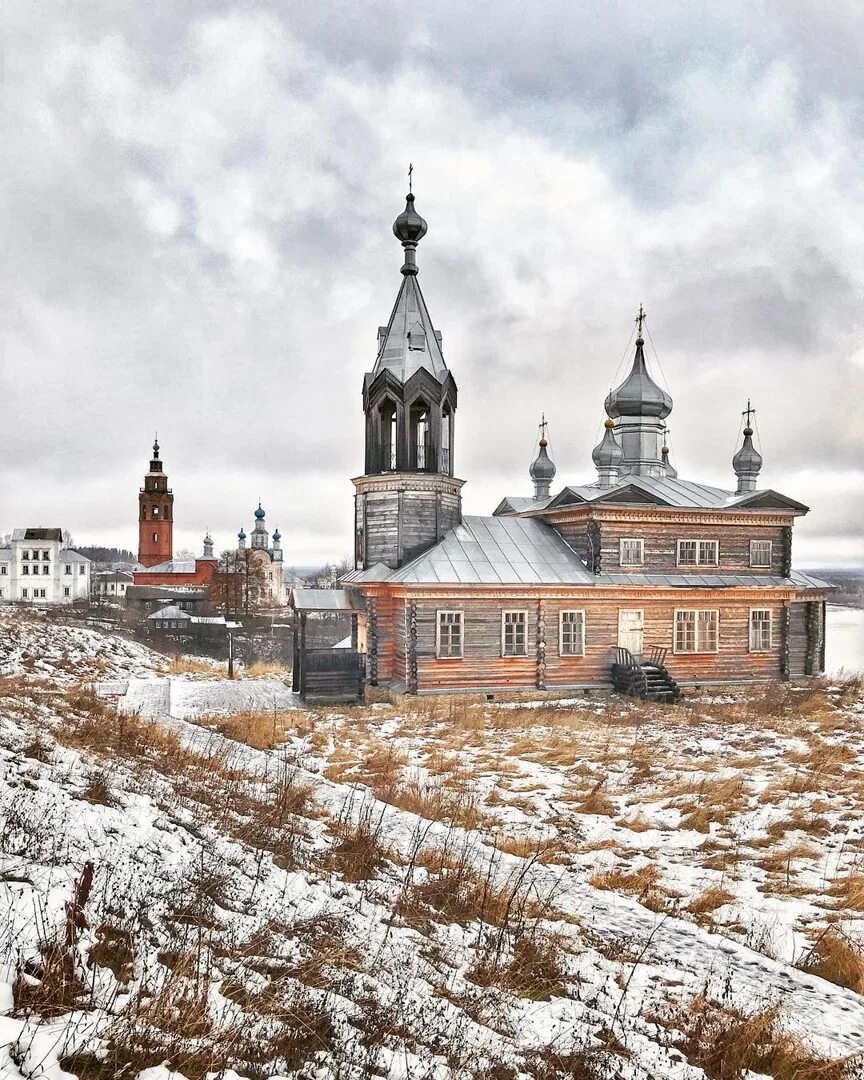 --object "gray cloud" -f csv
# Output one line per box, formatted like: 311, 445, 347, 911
1, 1, 862, 566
